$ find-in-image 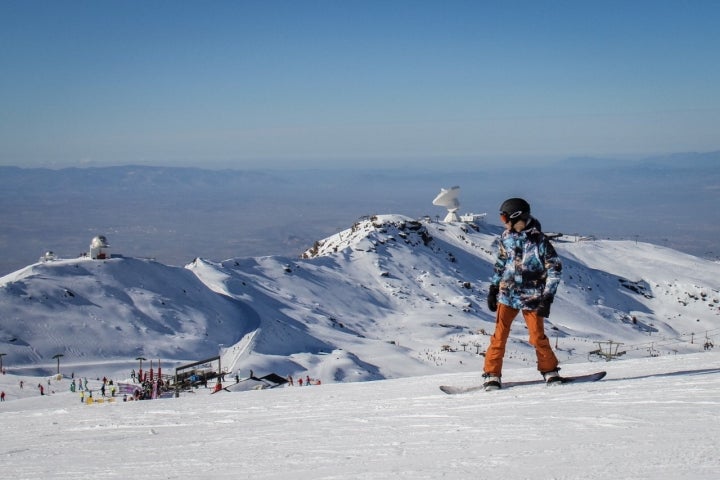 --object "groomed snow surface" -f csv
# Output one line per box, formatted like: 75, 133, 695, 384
2, 352, 719, 479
